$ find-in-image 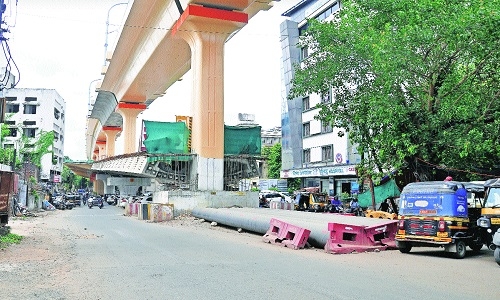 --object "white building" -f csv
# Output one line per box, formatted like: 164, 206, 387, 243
279, 0, 361, 196
2, 88, 66, 182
